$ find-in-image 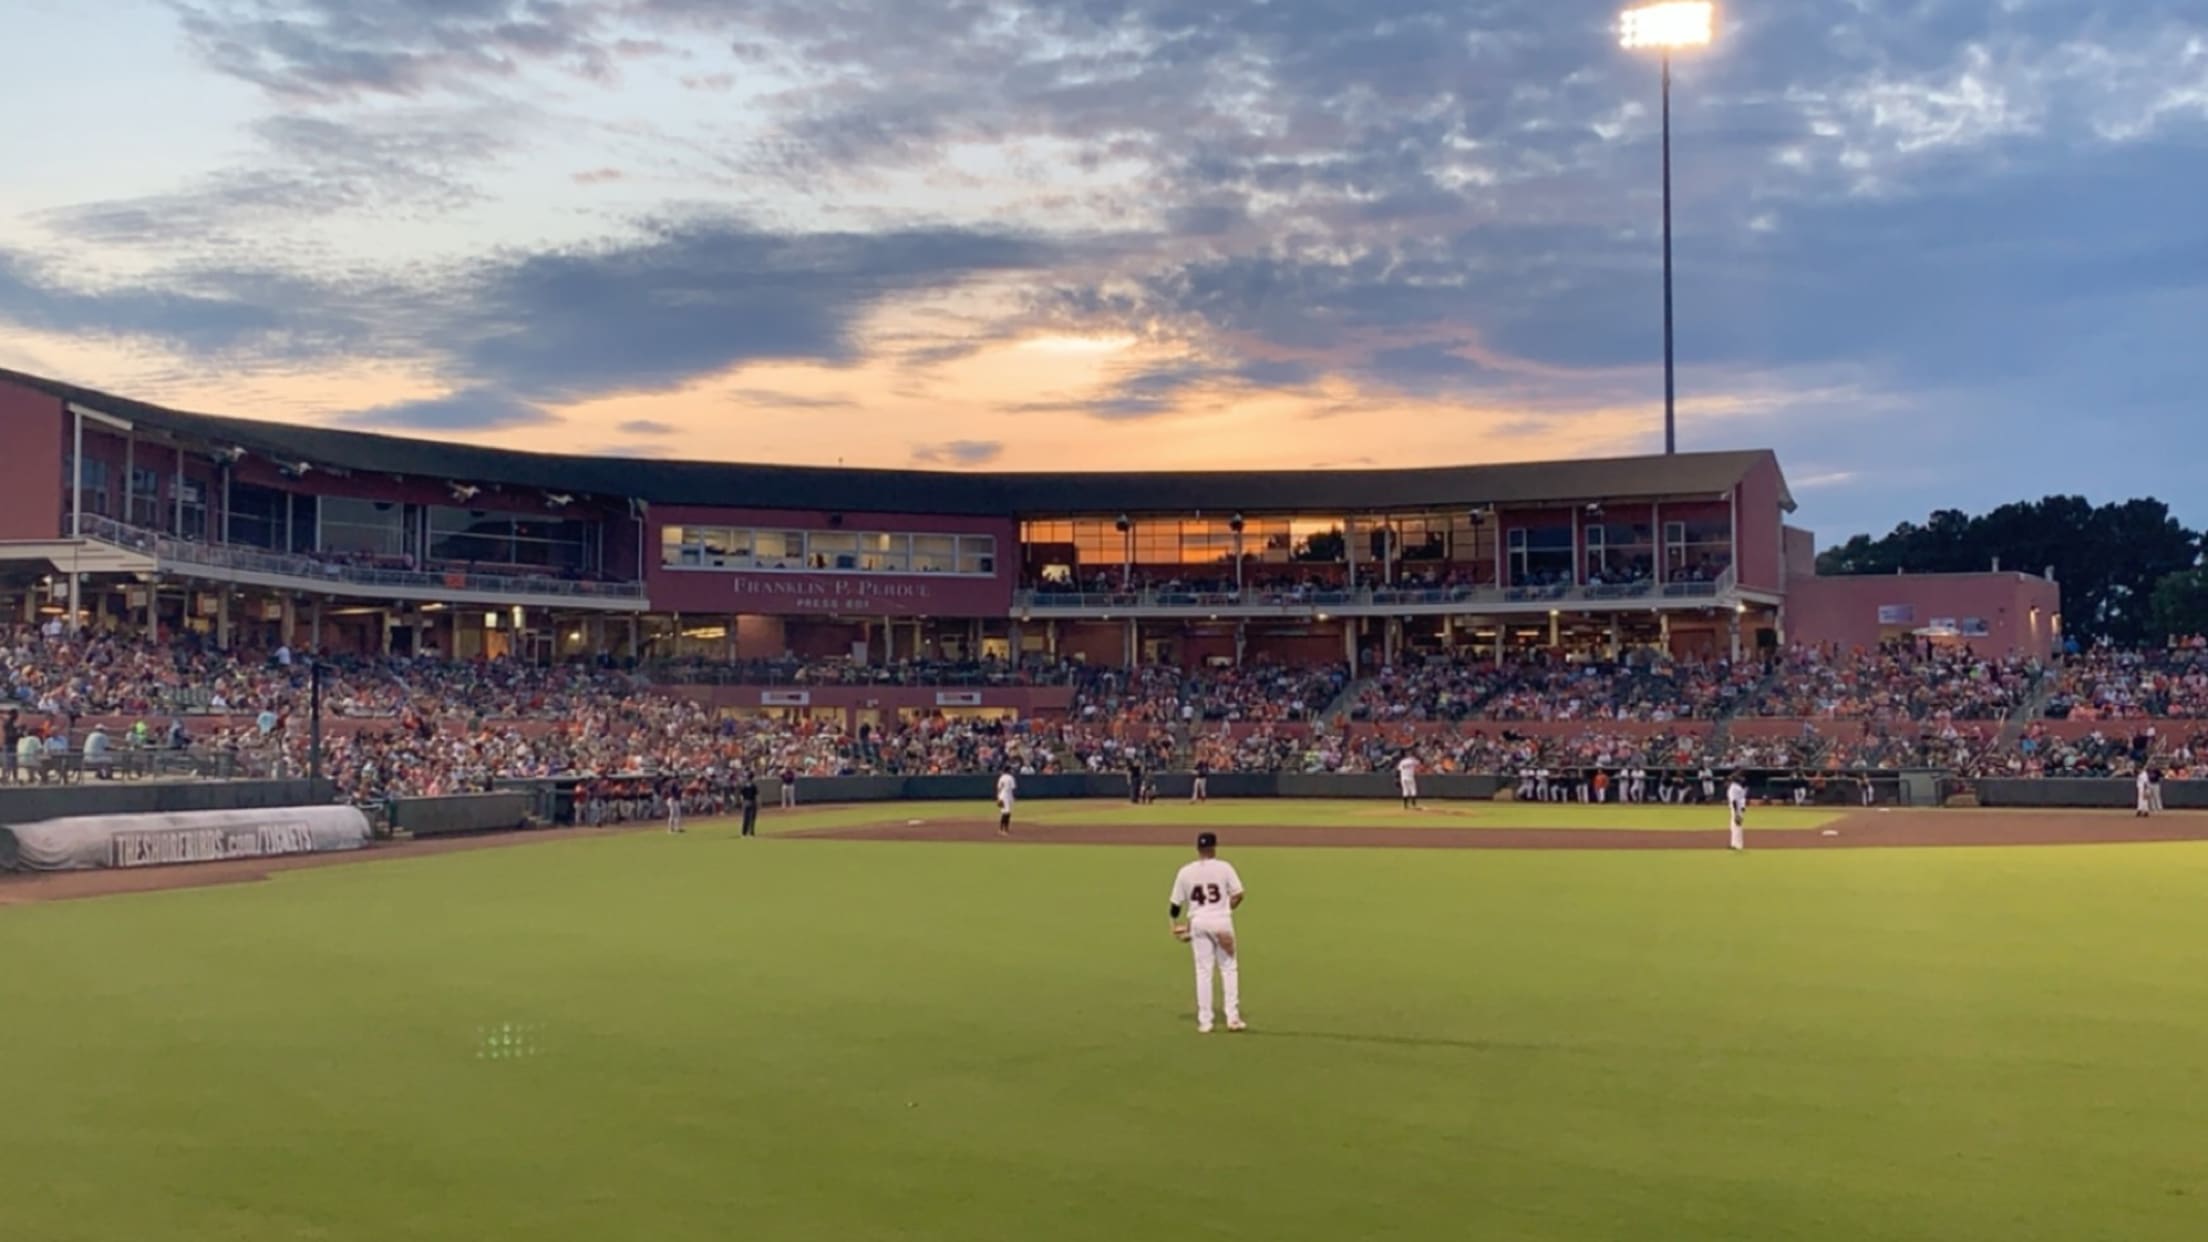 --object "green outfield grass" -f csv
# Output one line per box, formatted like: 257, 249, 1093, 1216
3, 813, 2205, 1241
763, 797, 1844, 833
